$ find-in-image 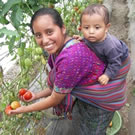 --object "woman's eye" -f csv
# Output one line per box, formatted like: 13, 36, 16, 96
47, 30, 53, 35
34, 33, 41, 38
